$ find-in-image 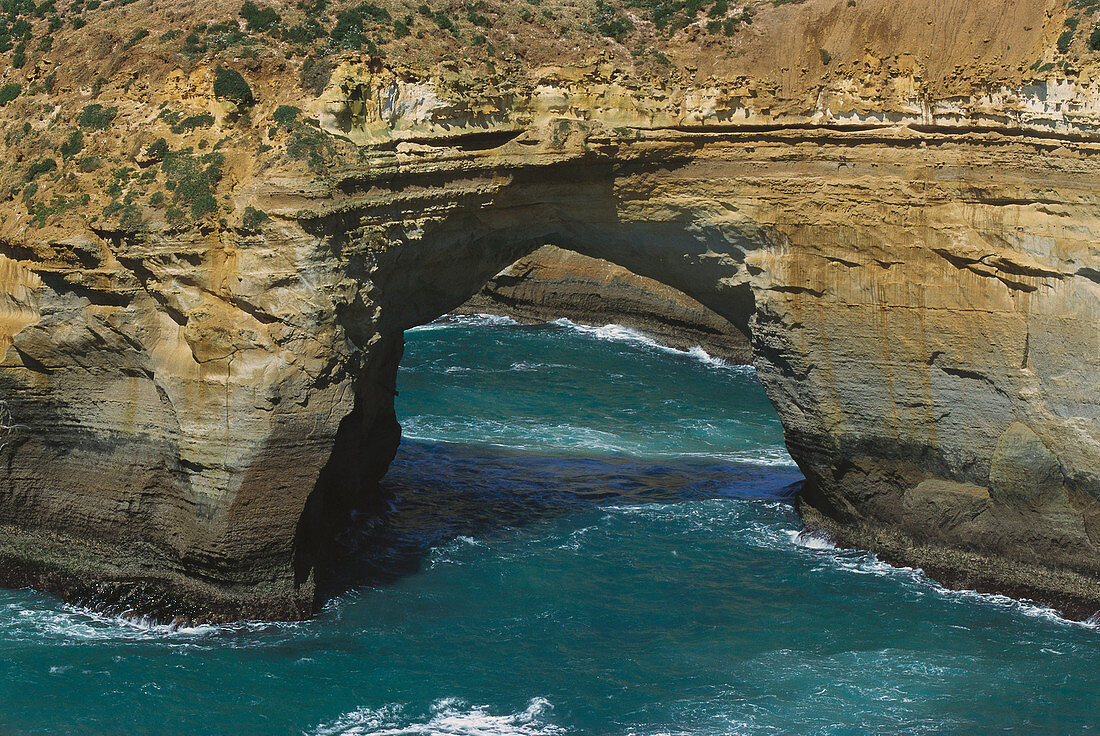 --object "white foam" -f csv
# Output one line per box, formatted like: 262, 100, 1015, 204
787, 529, 837, 551
775, 528, 1100, 632
547, 318, 753, 373
400, 415, 796, 467
2, 600, 295, 643
310, 697, 565, 736
508, 361, 571, 372
407, 314, 521, 333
